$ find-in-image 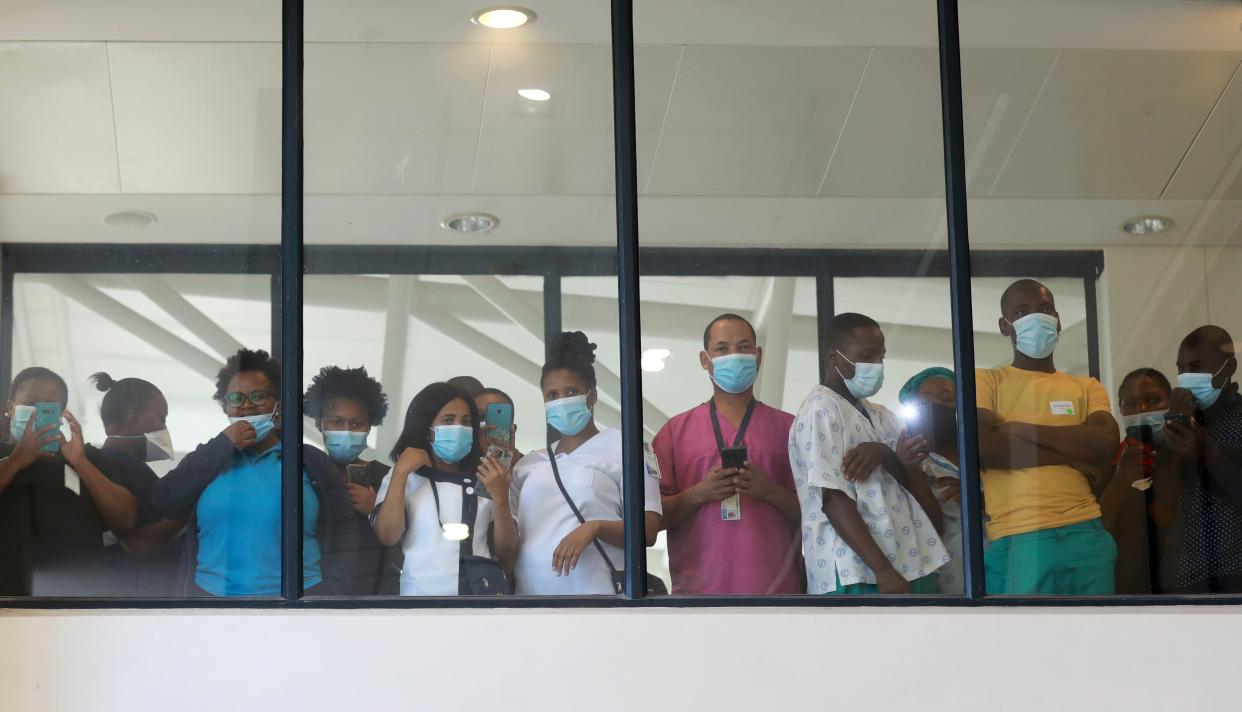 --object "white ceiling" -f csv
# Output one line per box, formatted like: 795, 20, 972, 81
0, 0, 1241, 248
